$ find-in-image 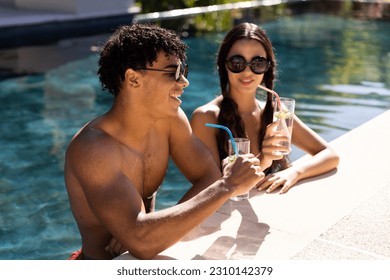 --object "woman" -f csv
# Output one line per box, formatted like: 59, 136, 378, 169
190, 22, 339, 194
